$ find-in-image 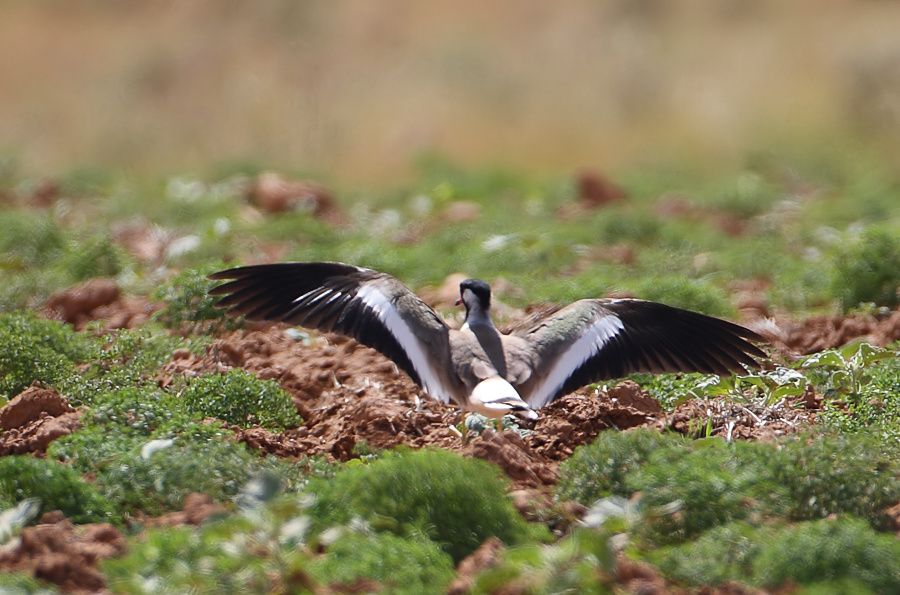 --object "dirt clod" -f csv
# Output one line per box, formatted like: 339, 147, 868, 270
44, 278, 155, 330
464, 430, 557, 488
142, 492, 227, 527
248, 172, 344, 224
527, 388, 657, 461
448, 537, 506, 595
758, 308, 900, 355
0, 516, 125, 593
0, 386, 80, 455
